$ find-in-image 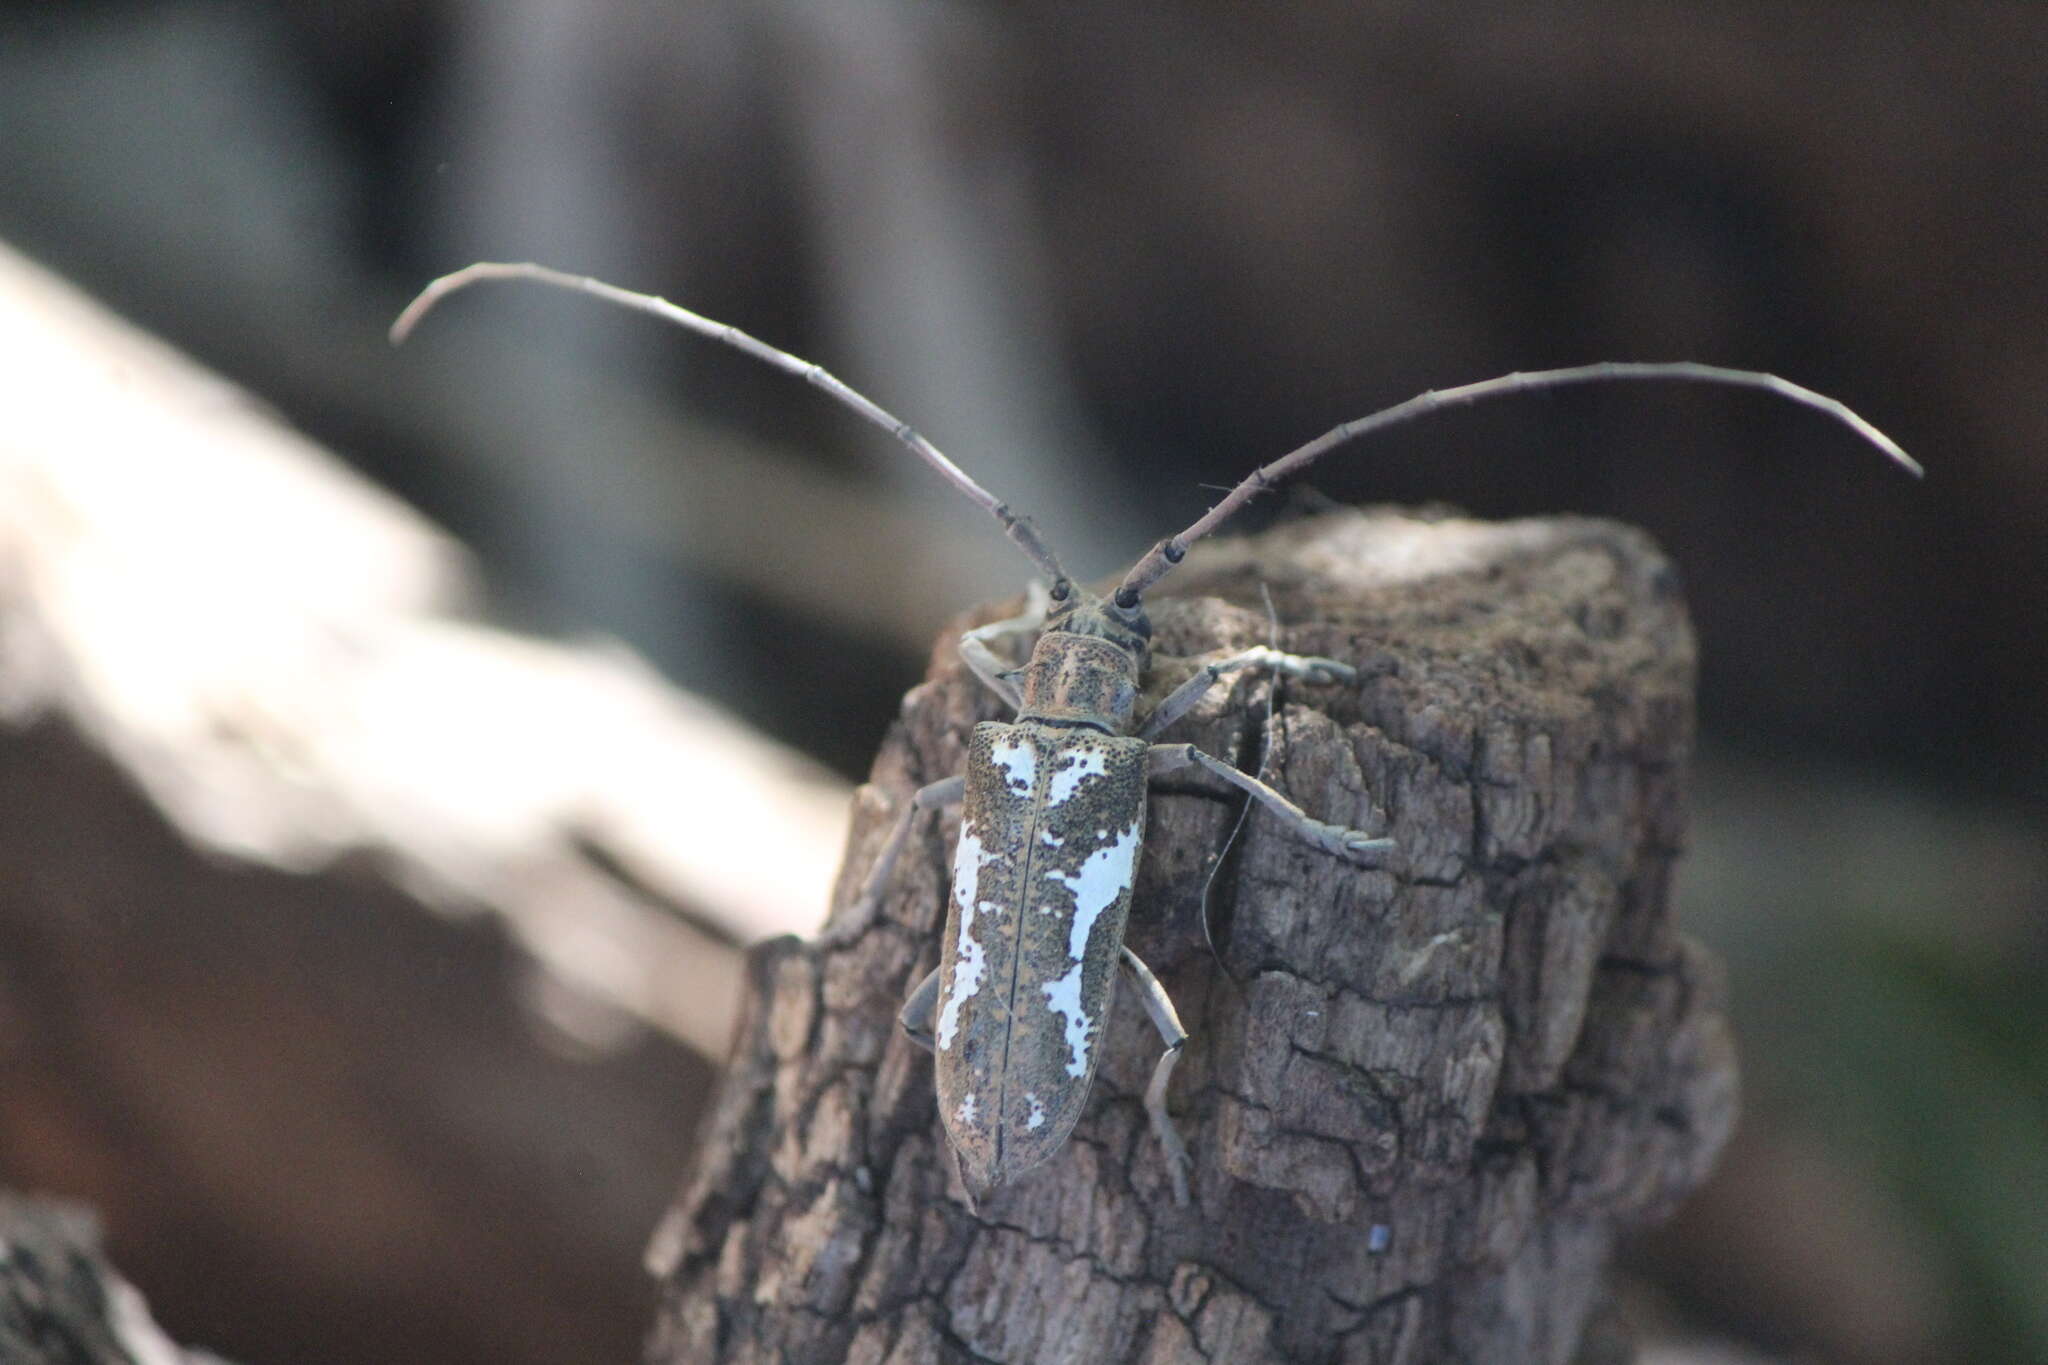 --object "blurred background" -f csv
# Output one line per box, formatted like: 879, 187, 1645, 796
0, 2, 2042, 1363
